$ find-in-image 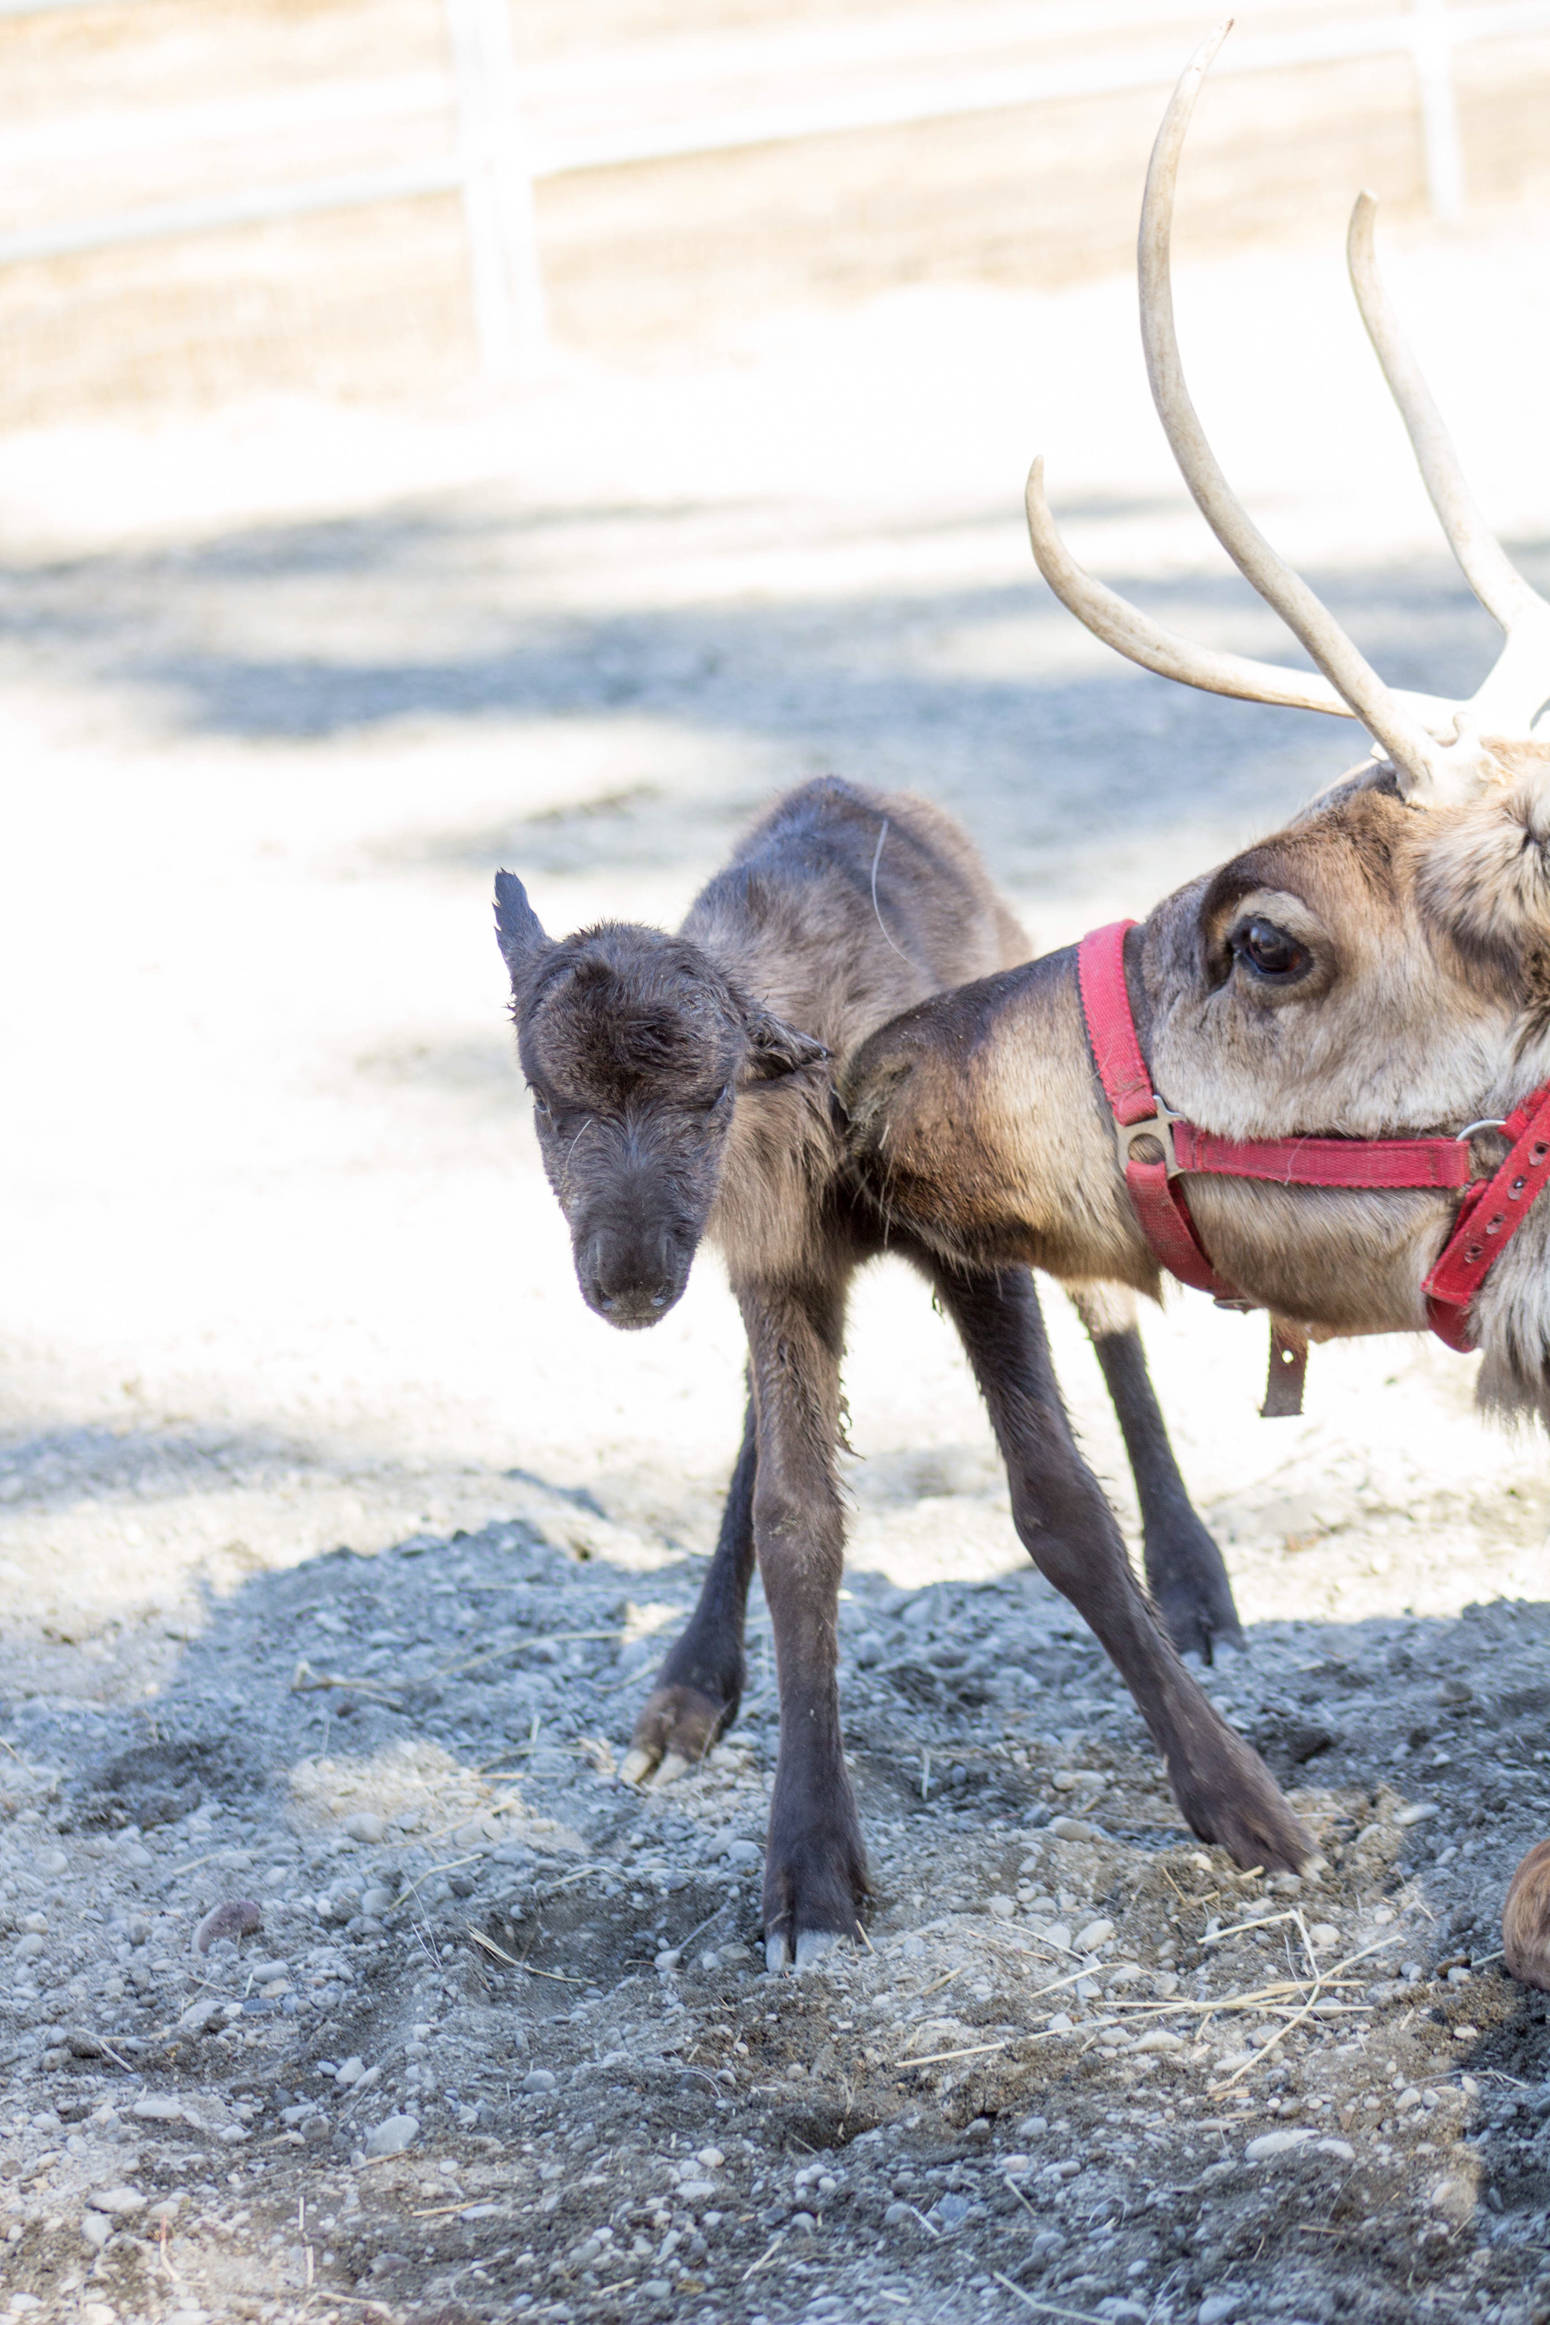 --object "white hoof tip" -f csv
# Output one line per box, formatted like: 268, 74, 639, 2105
652, 1751, 694, 1789
618, 1749, 654, 1789
794, 1929, 844, 1972
765, 1933, 793, 1974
